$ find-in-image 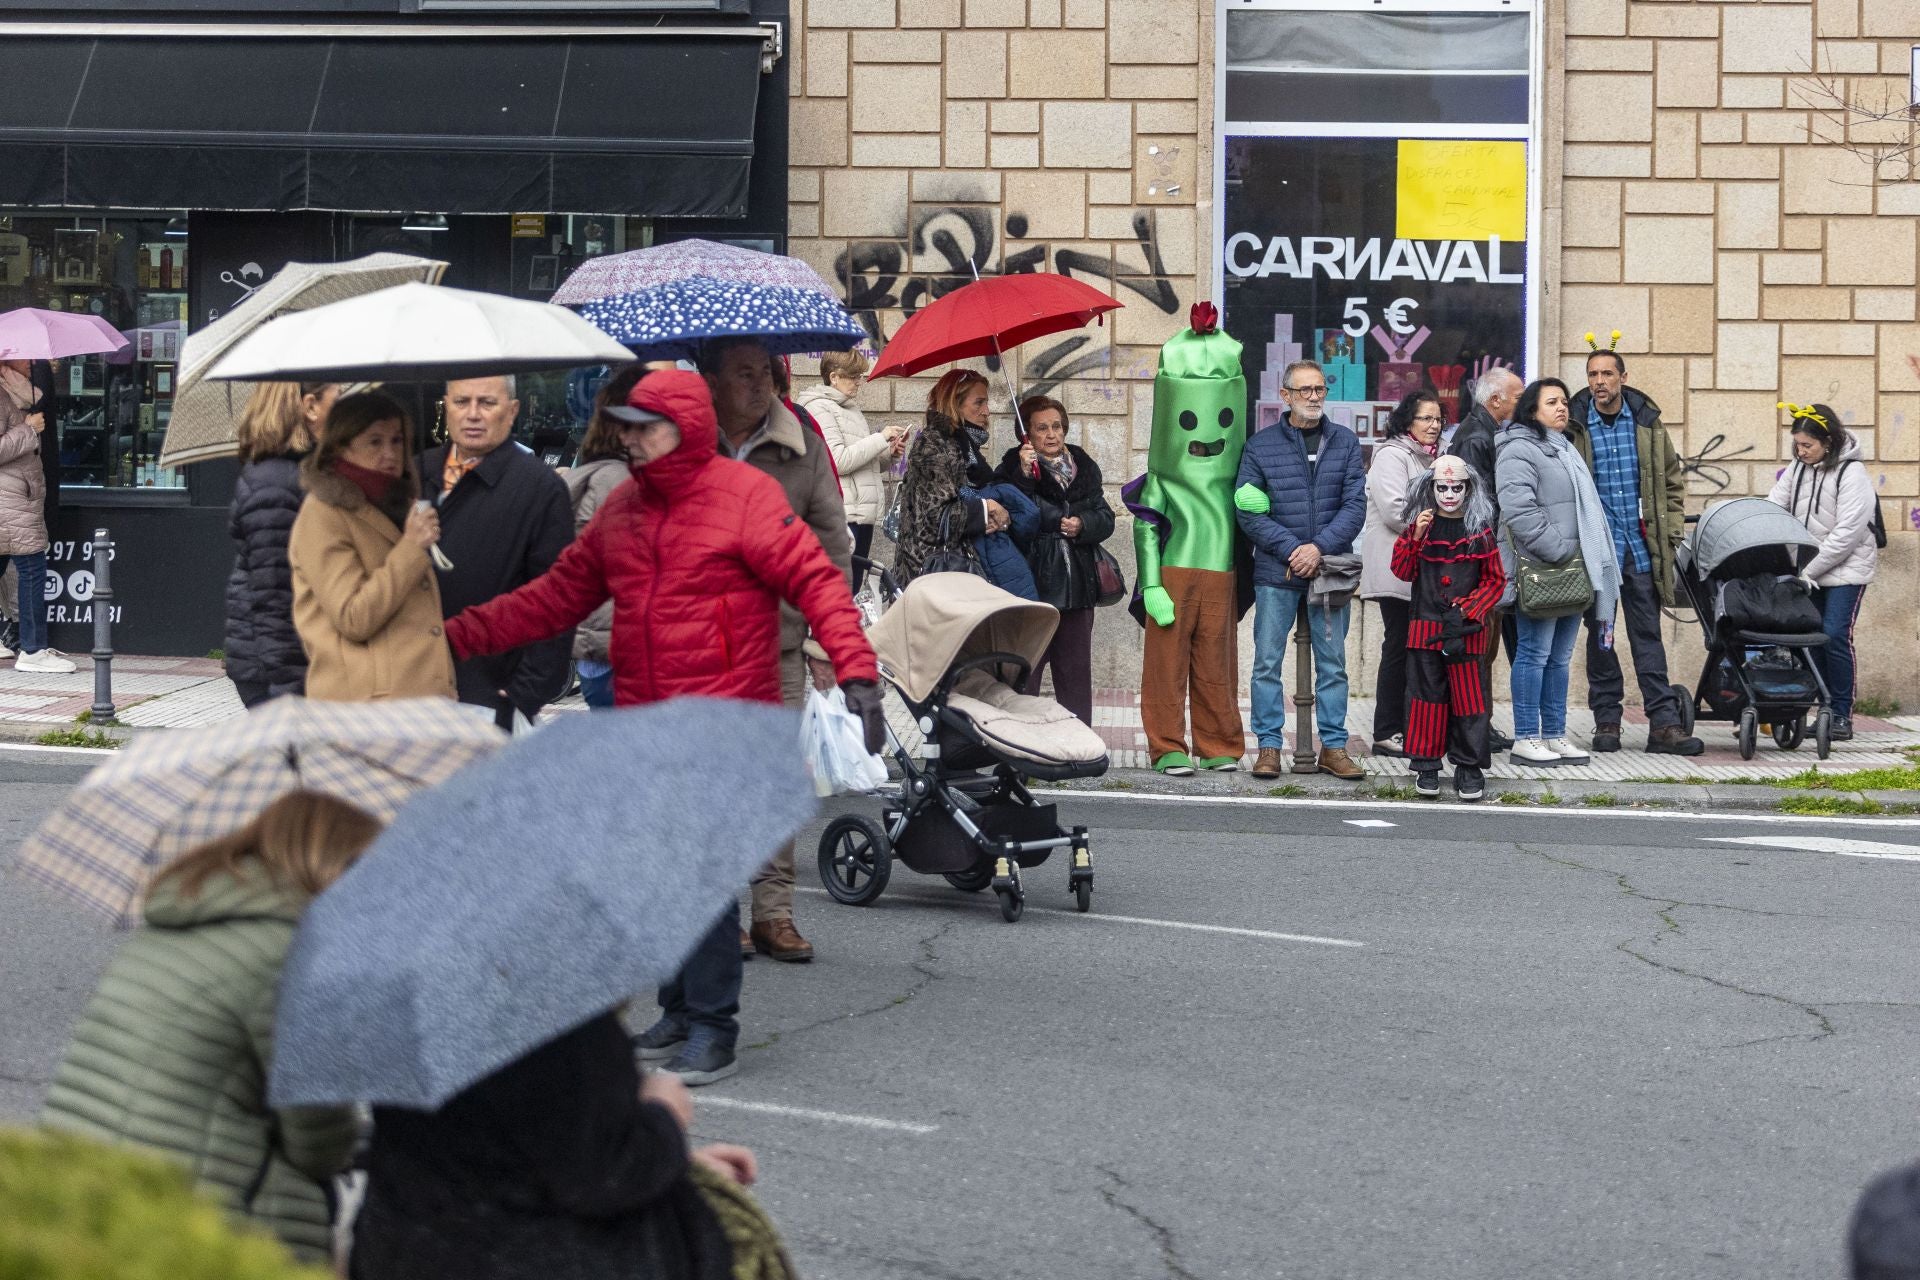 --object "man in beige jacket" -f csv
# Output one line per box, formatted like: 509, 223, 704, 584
700, 338, 854, 963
